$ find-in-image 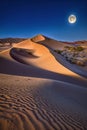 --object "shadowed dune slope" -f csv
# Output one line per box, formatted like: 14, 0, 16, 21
31, 34, 72, 50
